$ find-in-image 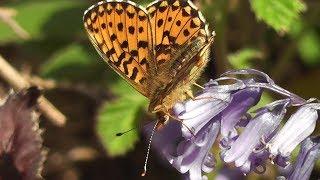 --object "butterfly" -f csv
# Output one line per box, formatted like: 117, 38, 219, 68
83, 0, 214, 129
